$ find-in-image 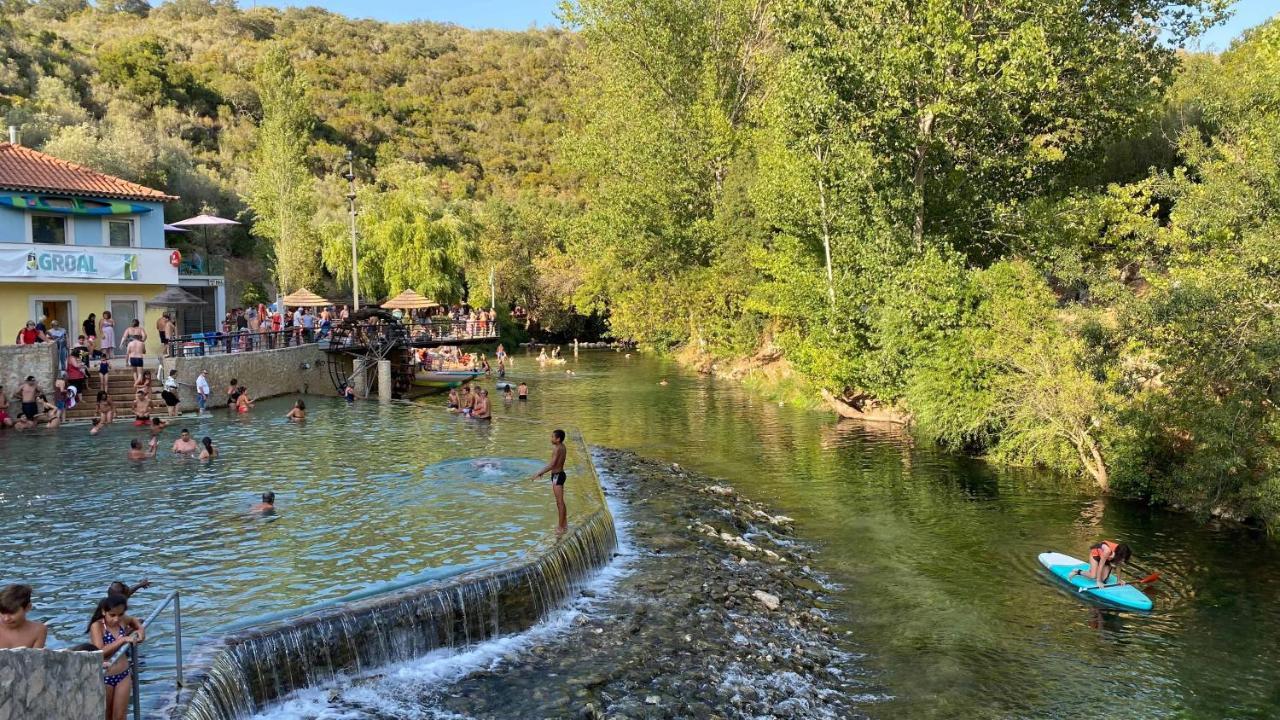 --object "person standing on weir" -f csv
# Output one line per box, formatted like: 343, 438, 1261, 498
531, 429, 569, 534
